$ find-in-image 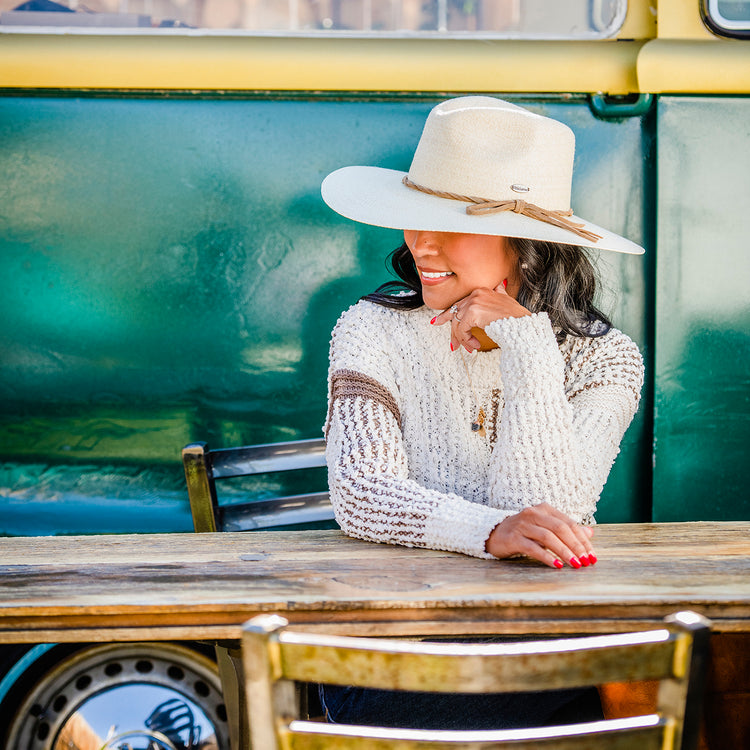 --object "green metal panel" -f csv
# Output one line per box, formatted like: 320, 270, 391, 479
654, 96, 750, 521
0, 94, 651, 534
